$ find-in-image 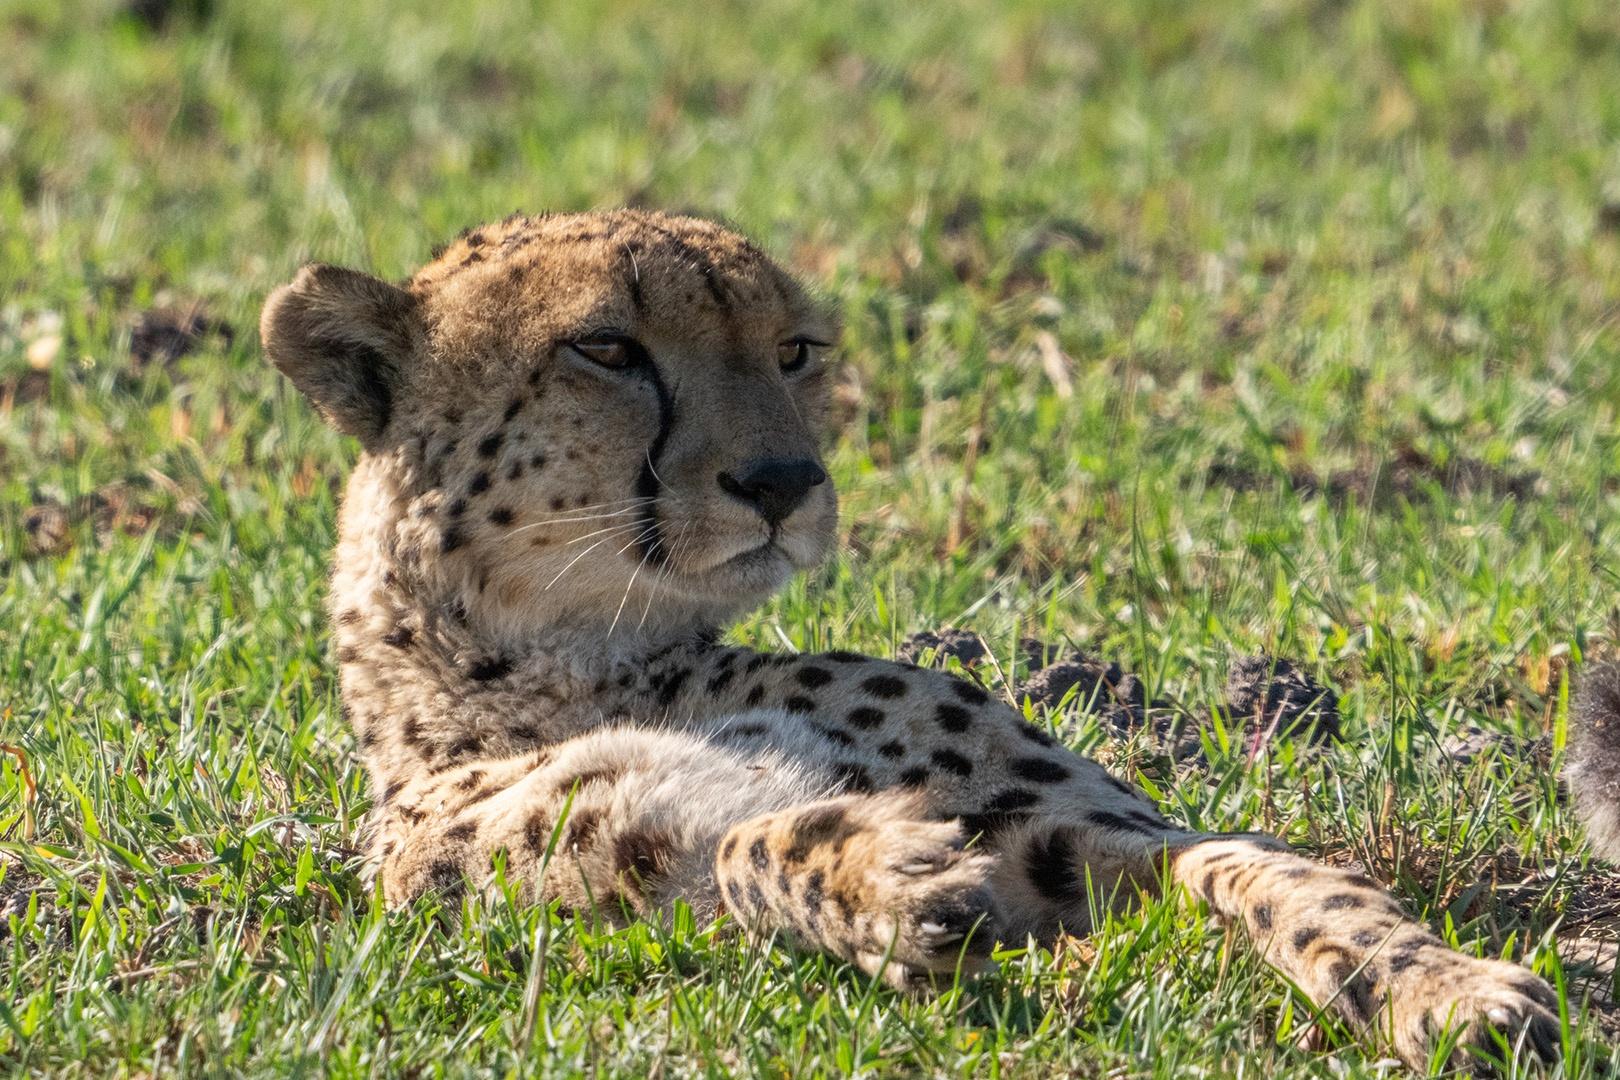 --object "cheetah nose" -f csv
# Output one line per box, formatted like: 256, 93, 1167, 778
717, 456, 827, 526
